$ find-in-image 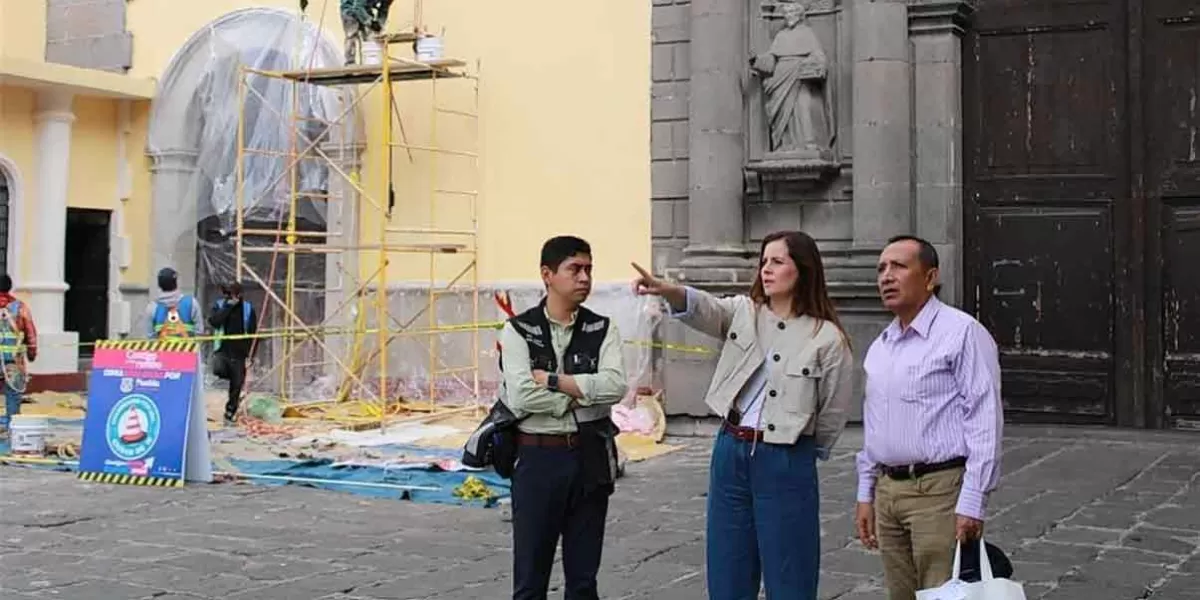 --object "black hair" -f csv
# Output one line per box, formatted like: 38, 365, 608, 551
157, 267, 179, 292
0, 274, 11, 293
886, 234, 942, 296
540, 236, 592, 272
